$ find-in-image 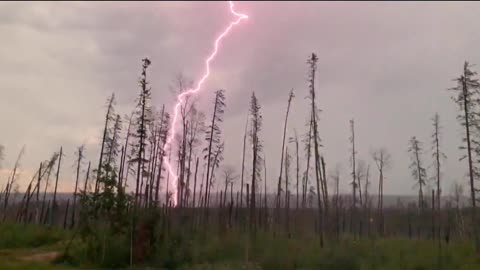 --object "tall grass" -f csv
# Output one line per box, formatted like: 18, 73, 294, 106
0, 223, 68, 249
82, 225, 480, 270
